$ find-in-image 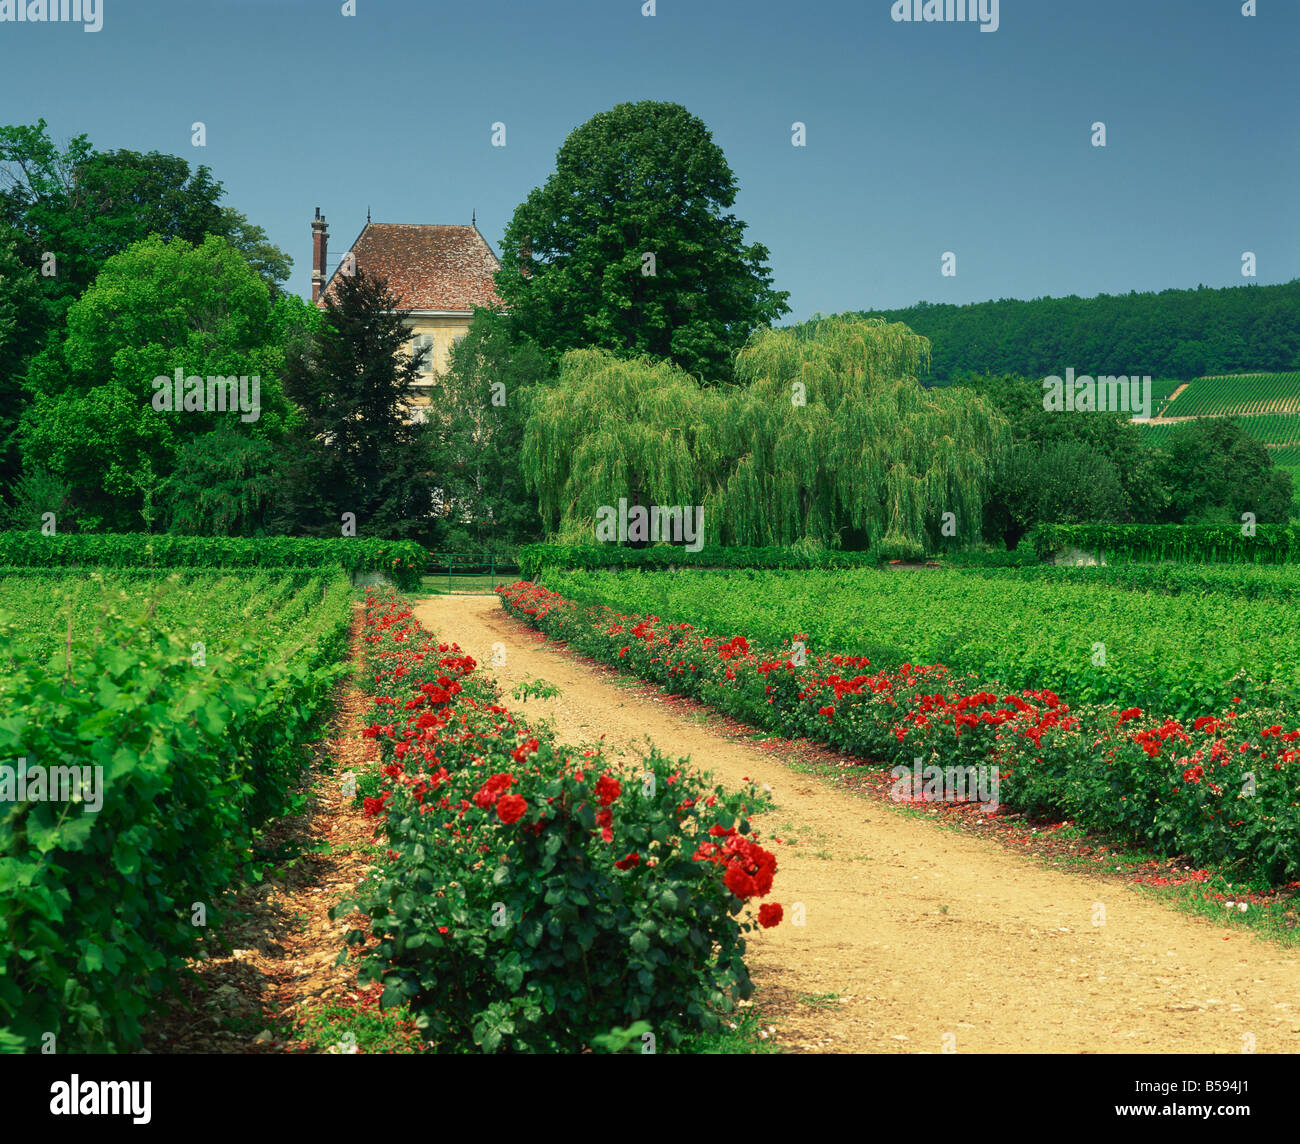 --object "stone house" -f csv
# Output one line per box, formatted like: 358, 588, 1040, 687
310, 207, 504, 420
